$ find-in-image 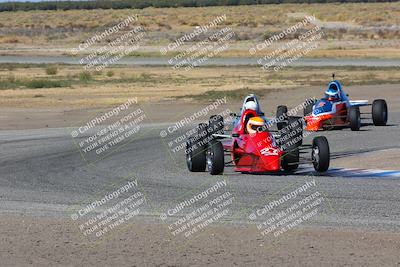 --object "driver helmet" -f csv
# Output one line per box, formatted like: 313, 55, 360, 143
247, 117, 264, 134
325, 83, 340, 101
244, 100, 257, 111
